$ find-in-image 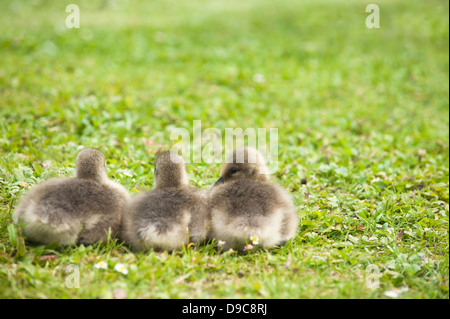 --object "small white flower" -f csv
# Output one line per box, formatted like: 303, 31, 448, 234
114, 263, 128, 275
384, 287, 409, 298
253, 74, 265, 83
94, 261, 108, 269
417, 149, 426, 156
217, 240, 226, 246
384, 290, 399, 298
250, 236, 259, 245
